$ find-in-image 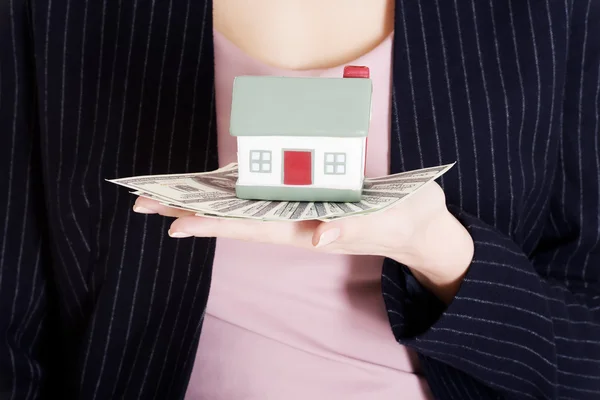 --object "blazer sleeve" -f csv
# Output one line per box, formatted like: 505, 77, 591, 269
0, 2, 56, 398
382, 7, 600, 400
